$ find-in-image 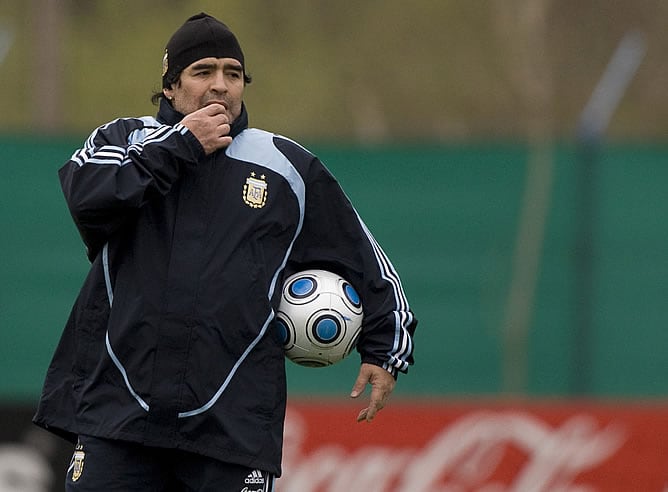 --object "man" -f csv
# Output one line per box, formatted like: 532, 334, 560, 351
34, 12, 416, 491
